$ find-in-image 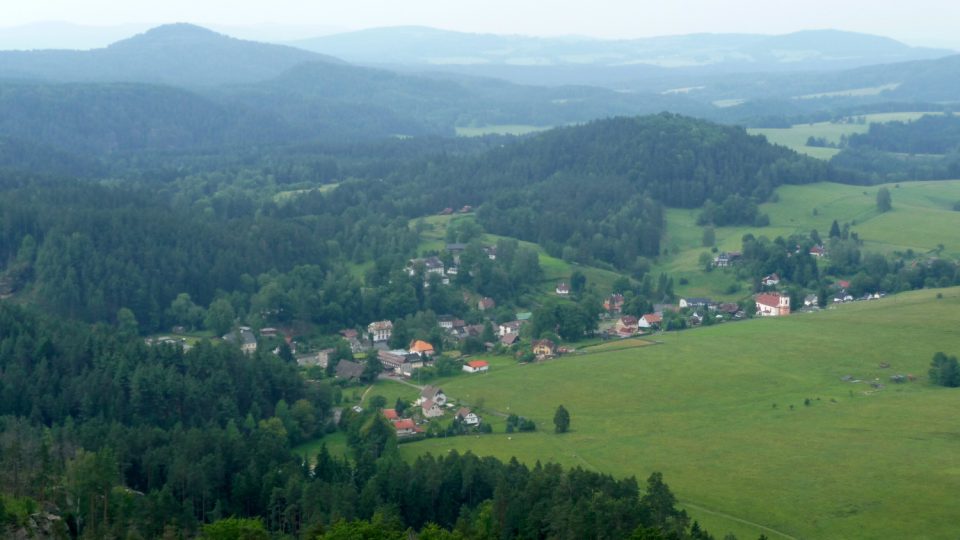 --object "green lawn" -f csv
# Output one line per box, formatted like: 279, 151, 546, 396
398, 287, 960, 539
